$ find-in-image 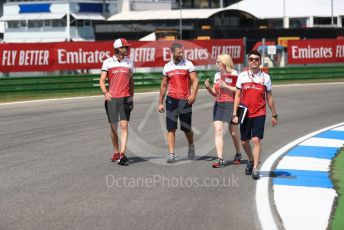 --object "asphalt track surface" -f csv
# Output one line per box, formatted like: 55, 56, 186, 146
1, 83, 344, 230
